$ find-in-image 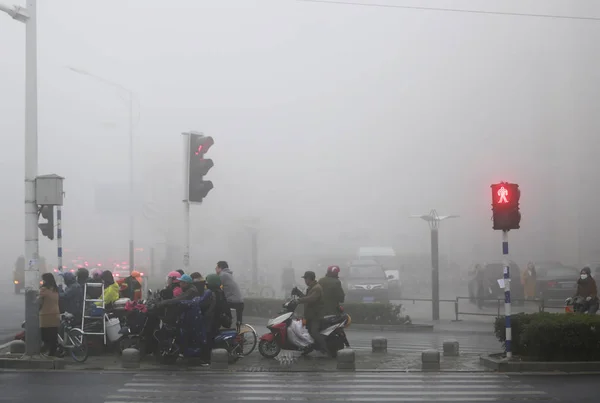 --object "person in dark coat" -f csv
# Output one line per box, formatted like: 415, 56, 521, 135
575, 267, 598, 314
318, 265, 345, 316
293, 271, 327, 355
191, 272, 206, 296
59, 272, 83, 322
